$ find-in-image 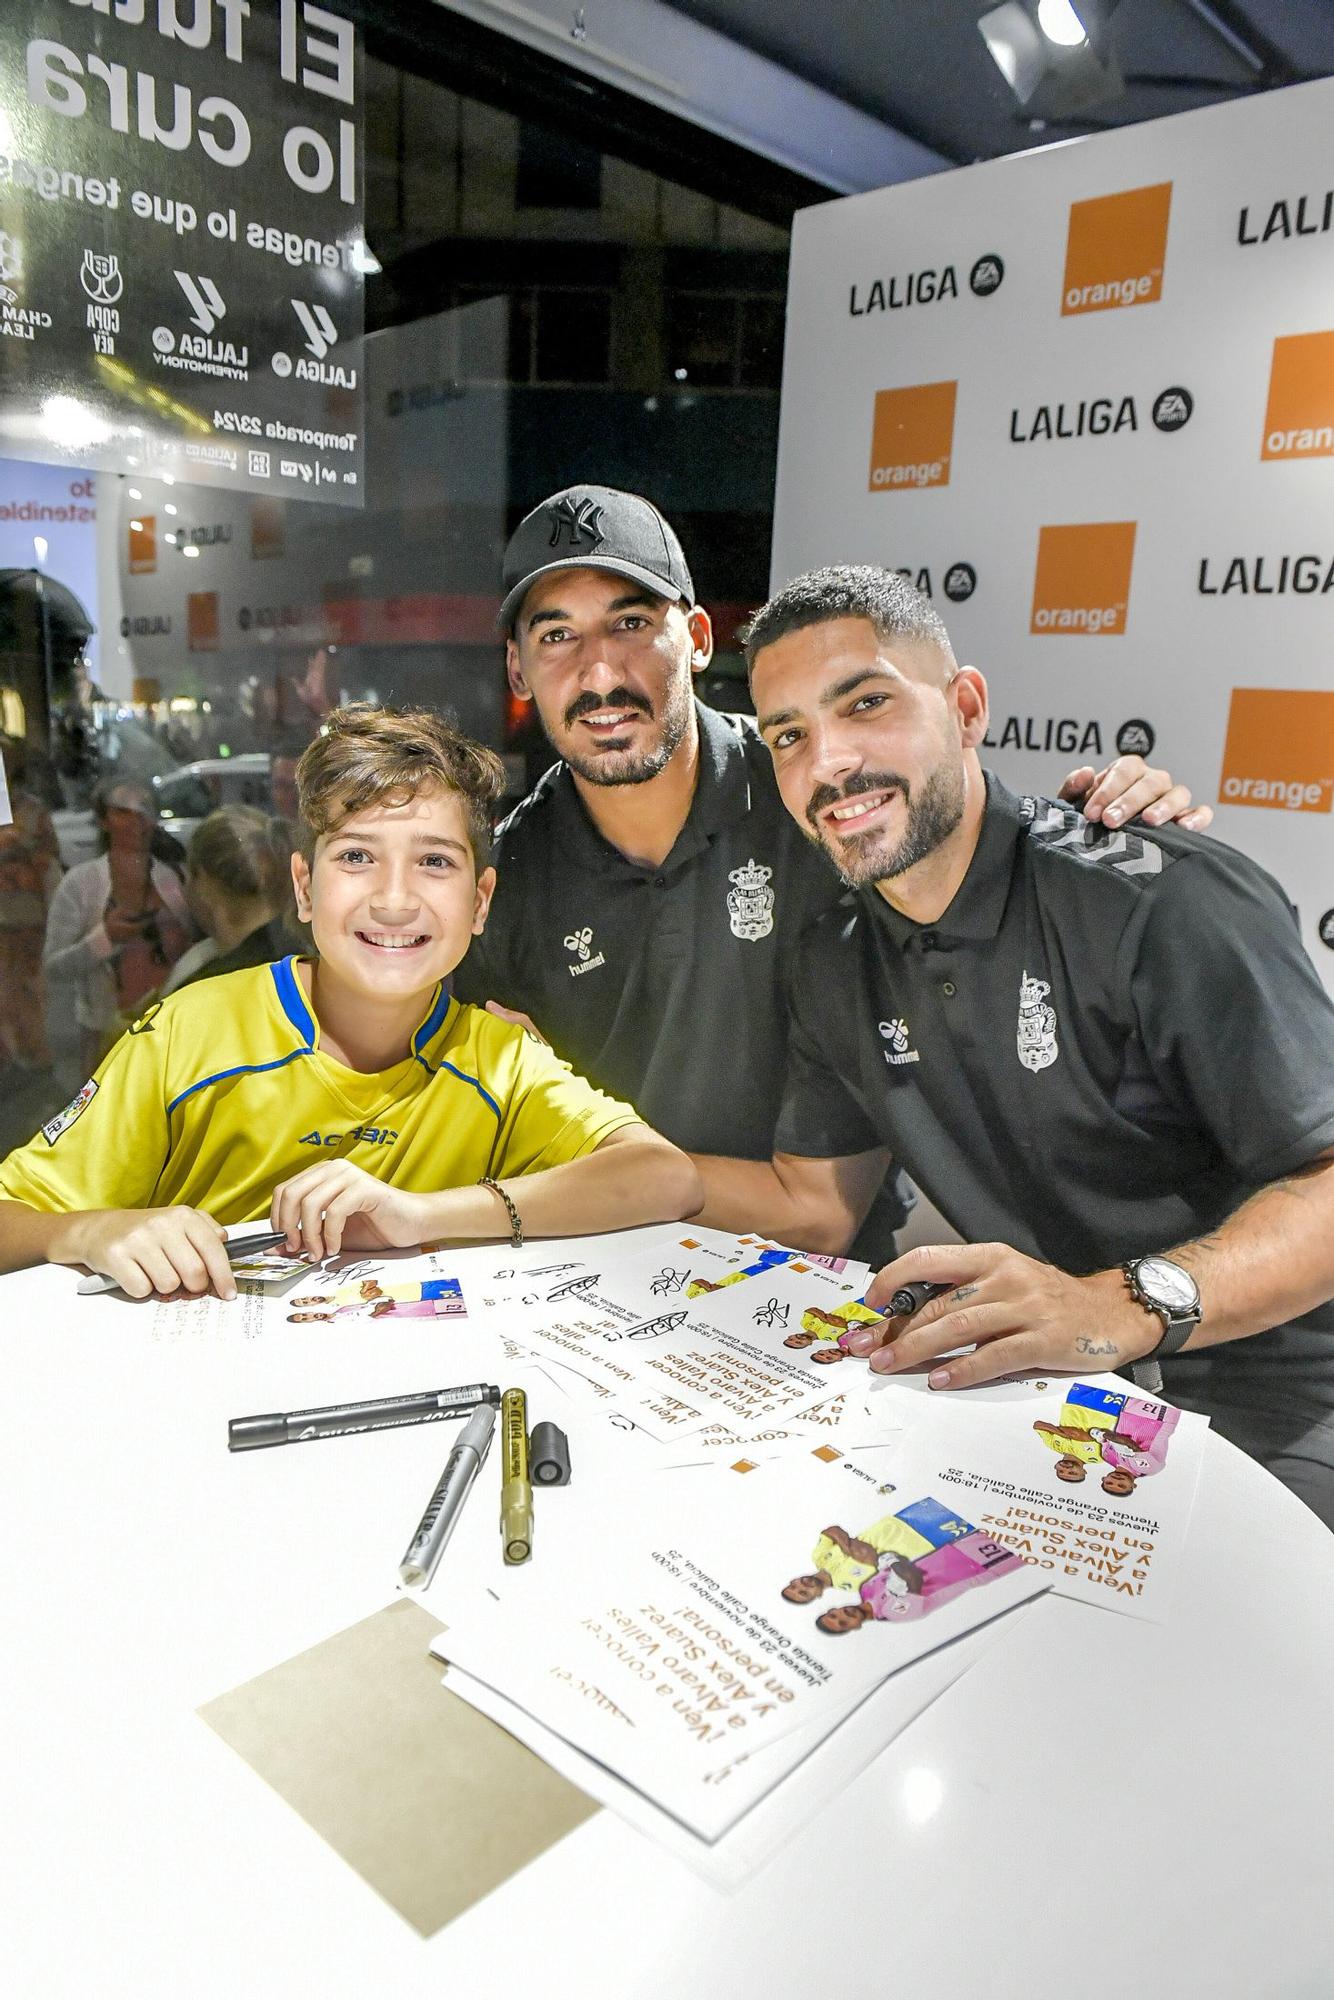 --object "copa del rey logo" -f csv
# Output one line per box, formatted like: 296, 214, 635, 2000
1030, 521, 1136, 636
1061, 182, 1171, 317
1017, 972, 1059, 1074
868, 380, 956, 492
727, 858, 775, 941
1261, 329, 1334, 461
